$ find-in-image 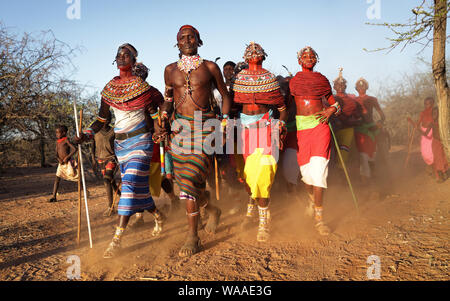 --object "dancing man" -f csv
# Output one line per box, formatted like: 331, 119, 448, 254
289, 46, 341, 236
158, 25, 232, 257
332, 68, 362, 169
354, 78, 385, 184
